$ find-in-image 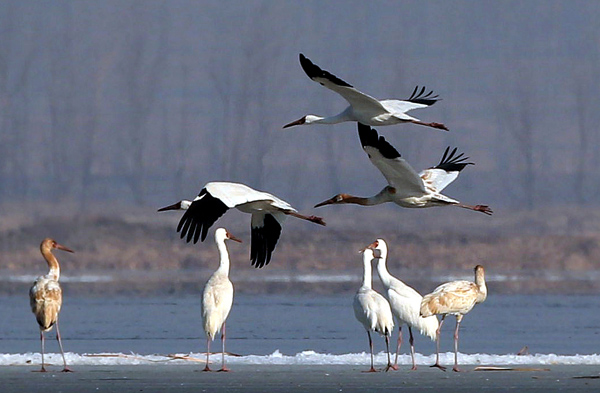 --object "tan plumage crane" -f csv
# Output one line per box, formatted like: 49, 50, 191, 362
420, 265, 487, 372
29, 238, 74, 372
